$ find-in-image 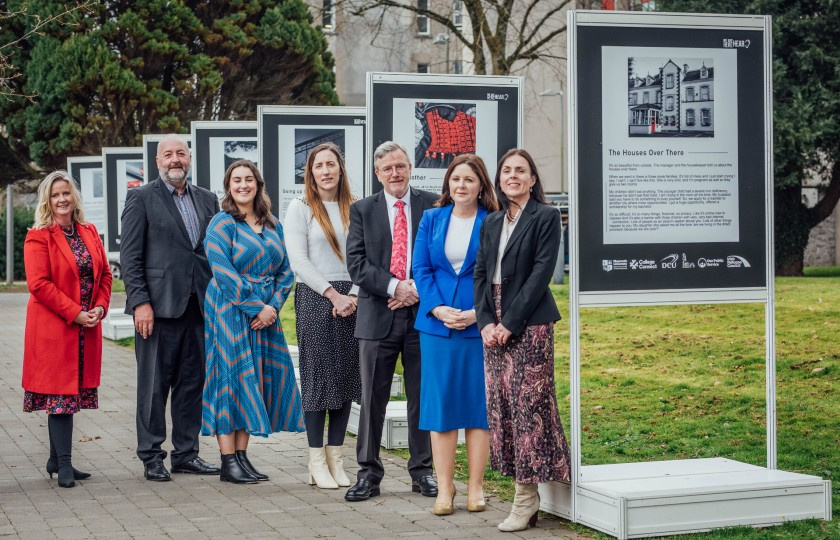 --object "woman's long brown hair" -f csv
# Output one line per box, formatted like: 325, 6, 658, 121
303, 143, 355, 263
